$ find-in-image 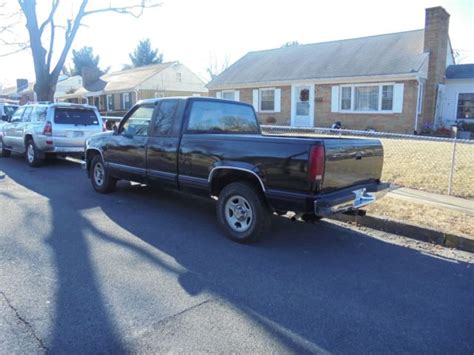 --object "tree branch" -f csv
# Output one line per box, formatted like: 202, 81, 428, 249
46, 18, 55, 71
83, 0, 160, 18
38, 0, 59, 35
0, 45, 30, 57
